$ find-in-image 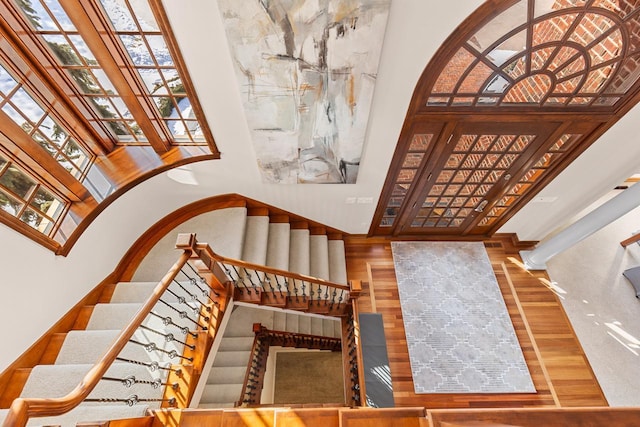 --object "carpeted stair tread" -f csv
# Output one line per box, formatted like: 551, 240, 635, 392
241, 216, 270, 266
55, 330, 184, 366
86, 301, 199, 331
285, 313, 299, 333
273, 311, 286, 331
324, 318, 341, 338
206, 366, 247, 385
132, 207, 248, 282
201, 383, 243, 404
20, 363, 165, 406
265, 222, 290, 271
109, 281, 201, 304
223, 306, 274, 337
328, 240, 348, 284
297, 315, 311, 335
211, 350, 252, 368
289, 229, 310, 276
309, 235, 330, 280
311, 317, 323, 336
218, 336, 254, 352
